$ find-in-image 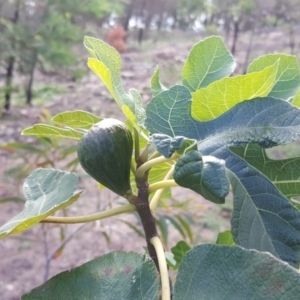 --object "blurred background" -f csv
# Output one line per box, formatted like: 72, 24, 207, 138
0, 0, 300, 299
